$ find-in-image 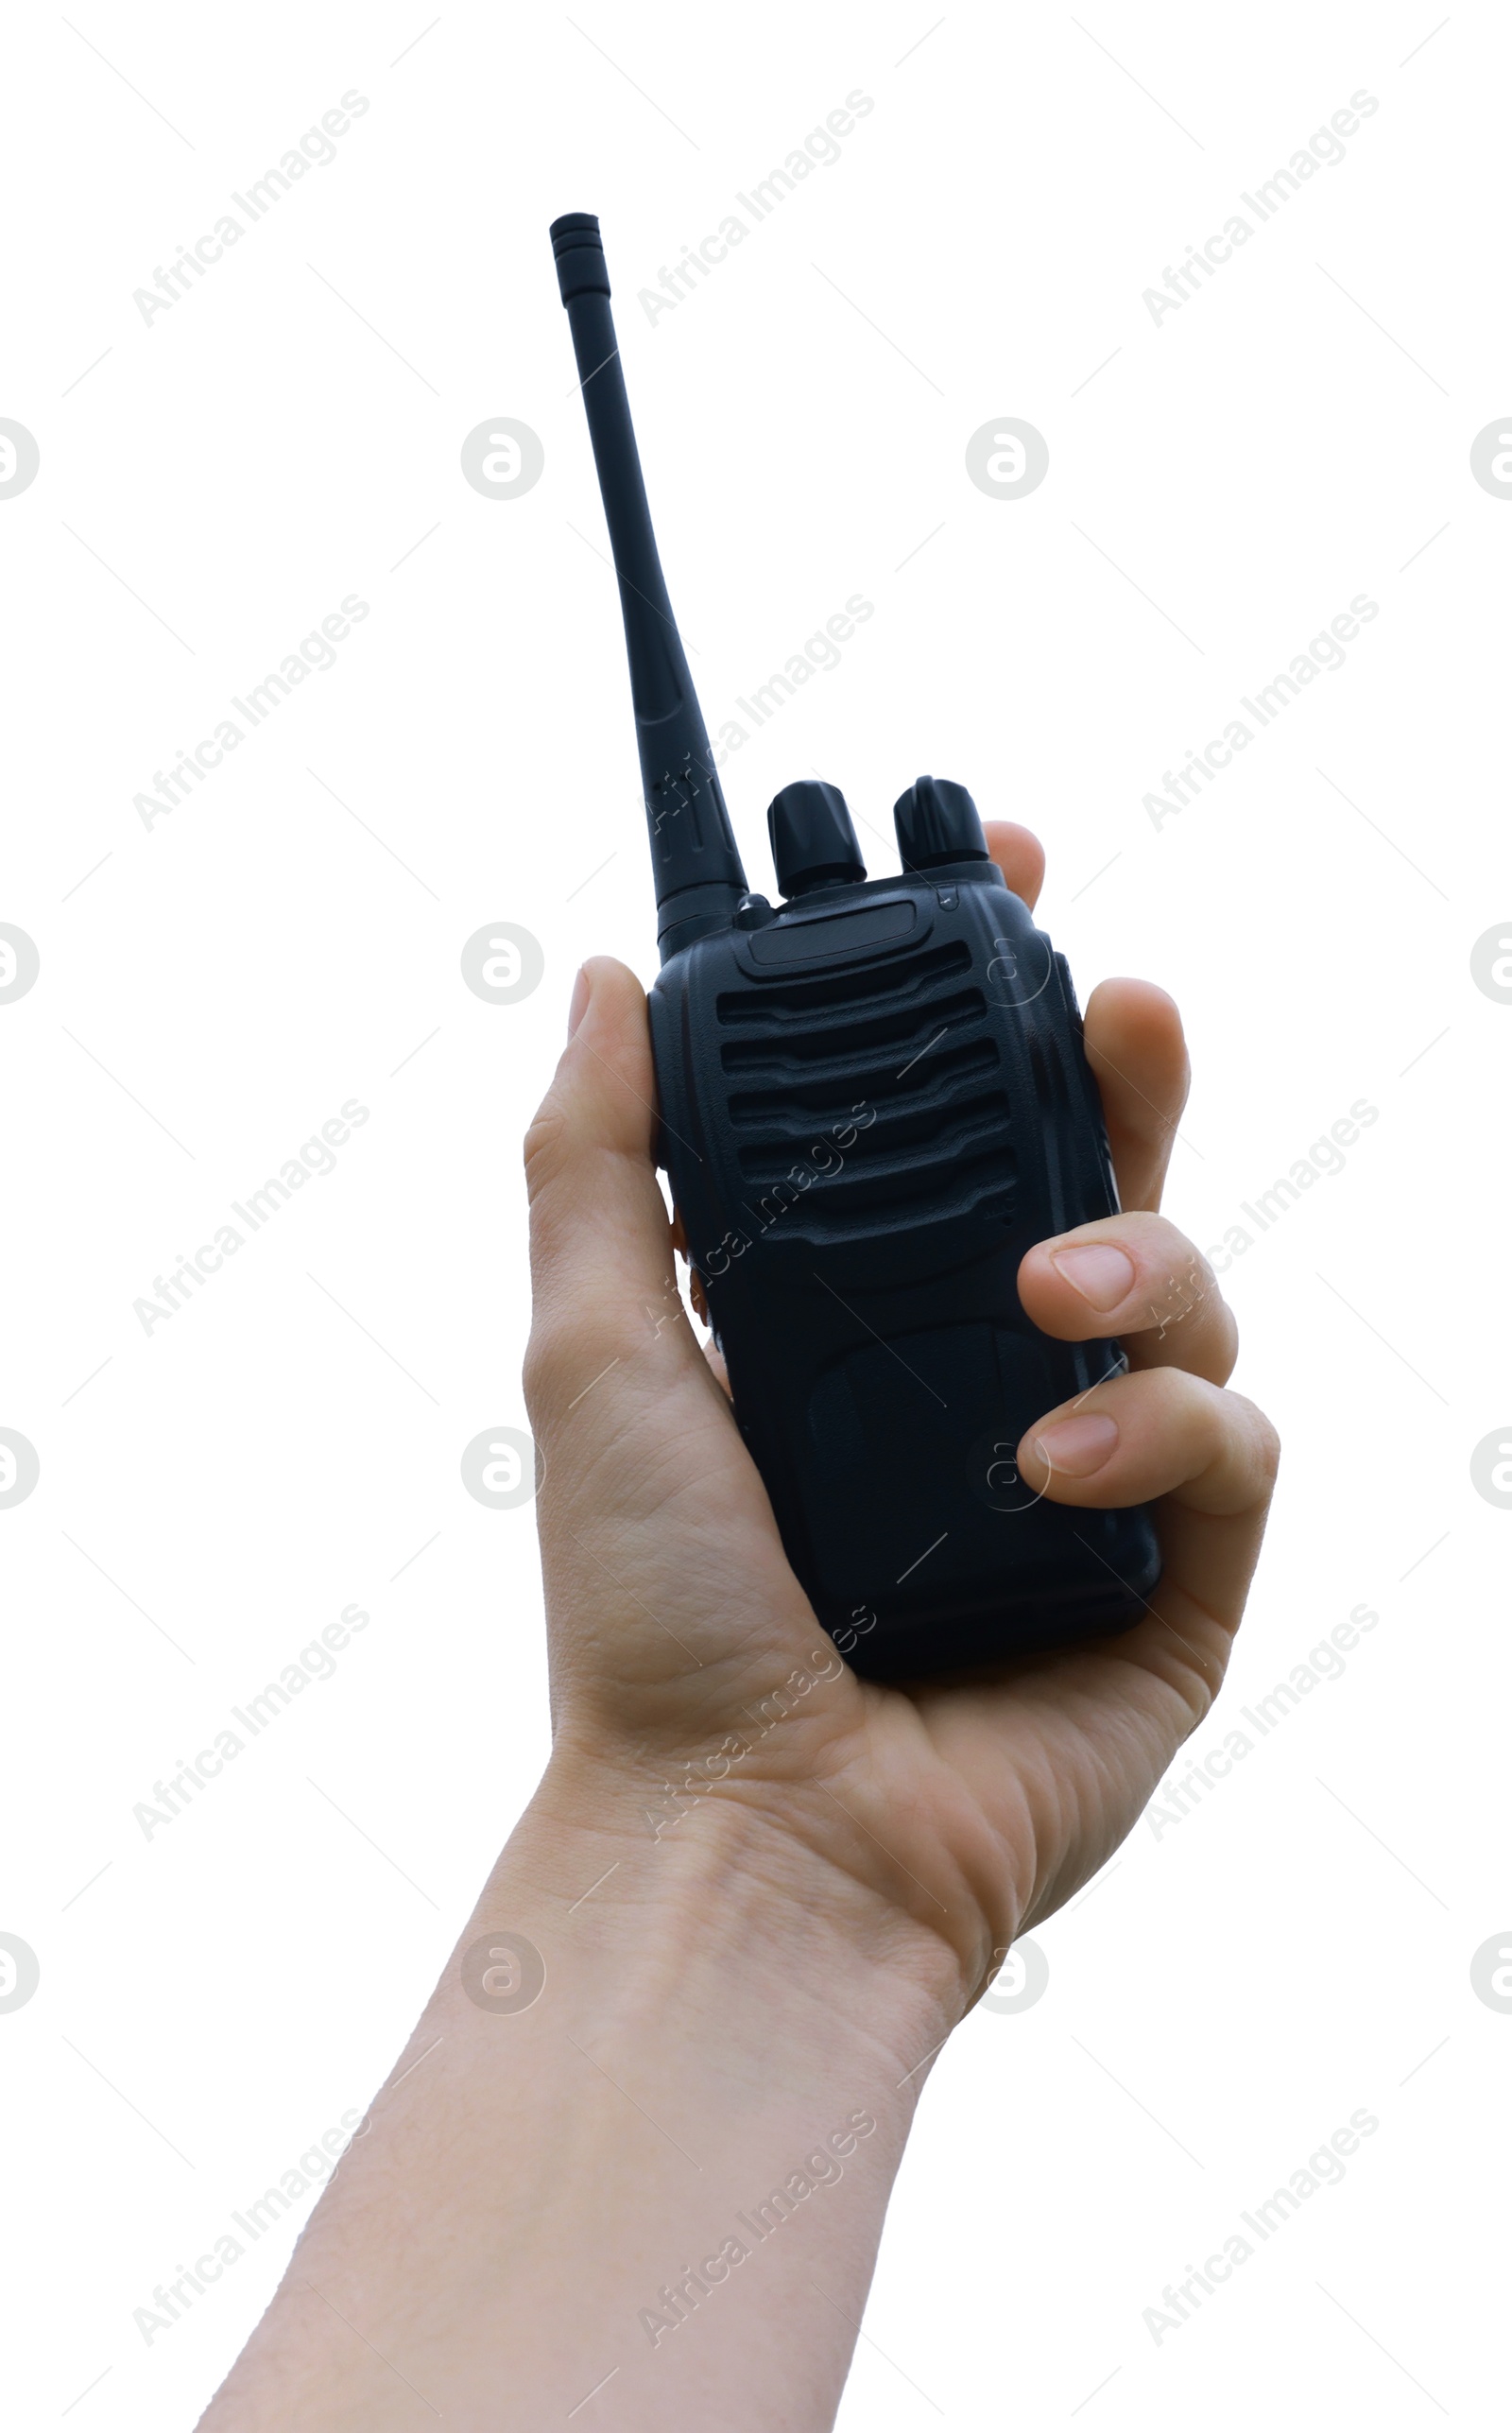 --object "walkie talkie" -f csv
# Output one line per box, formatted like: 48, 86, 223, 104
551, 213, 1160, 1679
